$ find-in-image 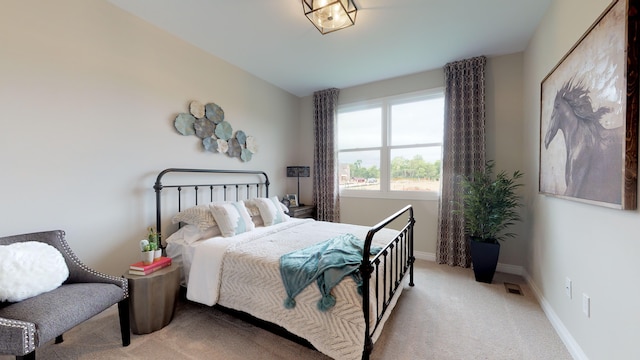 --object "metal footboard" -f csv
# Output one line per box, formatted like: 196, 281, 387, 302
360, 204, 415, 360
